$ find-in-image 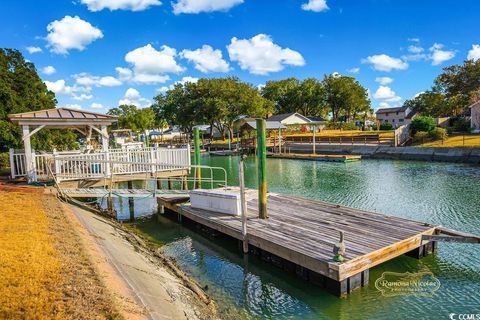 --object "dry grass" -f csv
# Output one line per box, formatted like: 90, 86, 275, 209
418, 134, 480, 148
0, 191, 122, 319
